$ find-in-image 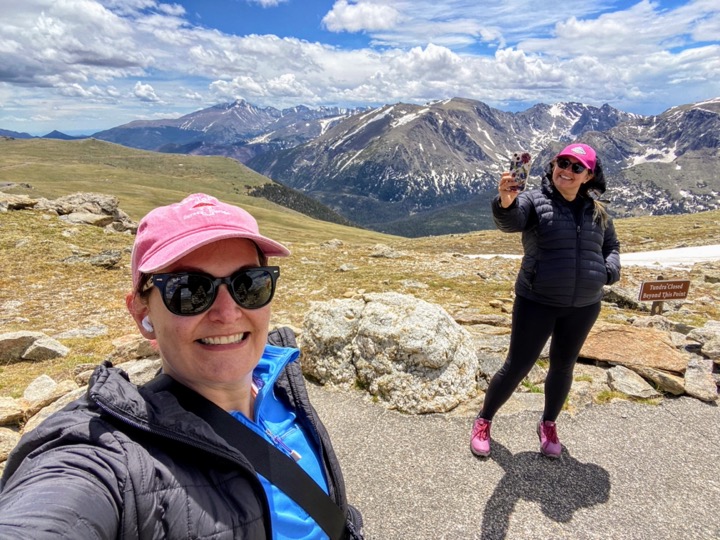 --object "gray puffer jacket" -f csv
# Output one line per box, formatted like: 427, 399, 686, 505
492, 178, 621, 308
0, 330, 362, 539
